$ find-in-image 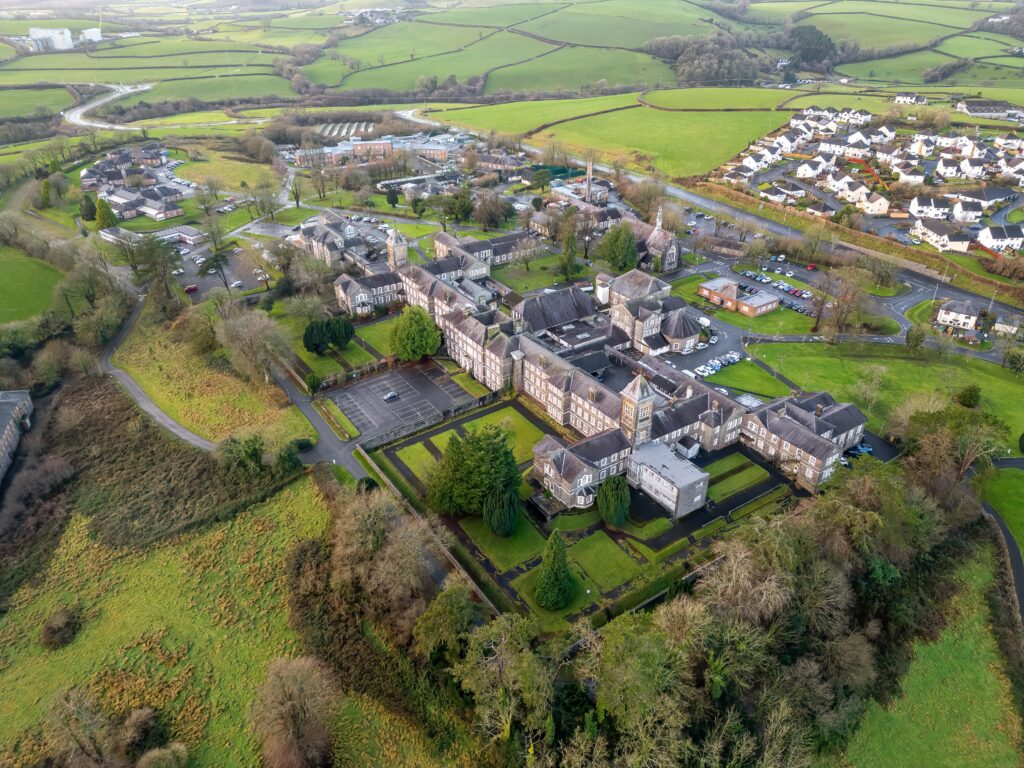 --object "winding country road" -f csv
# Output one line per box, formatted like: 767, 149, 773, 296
63, 84, 154, 131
